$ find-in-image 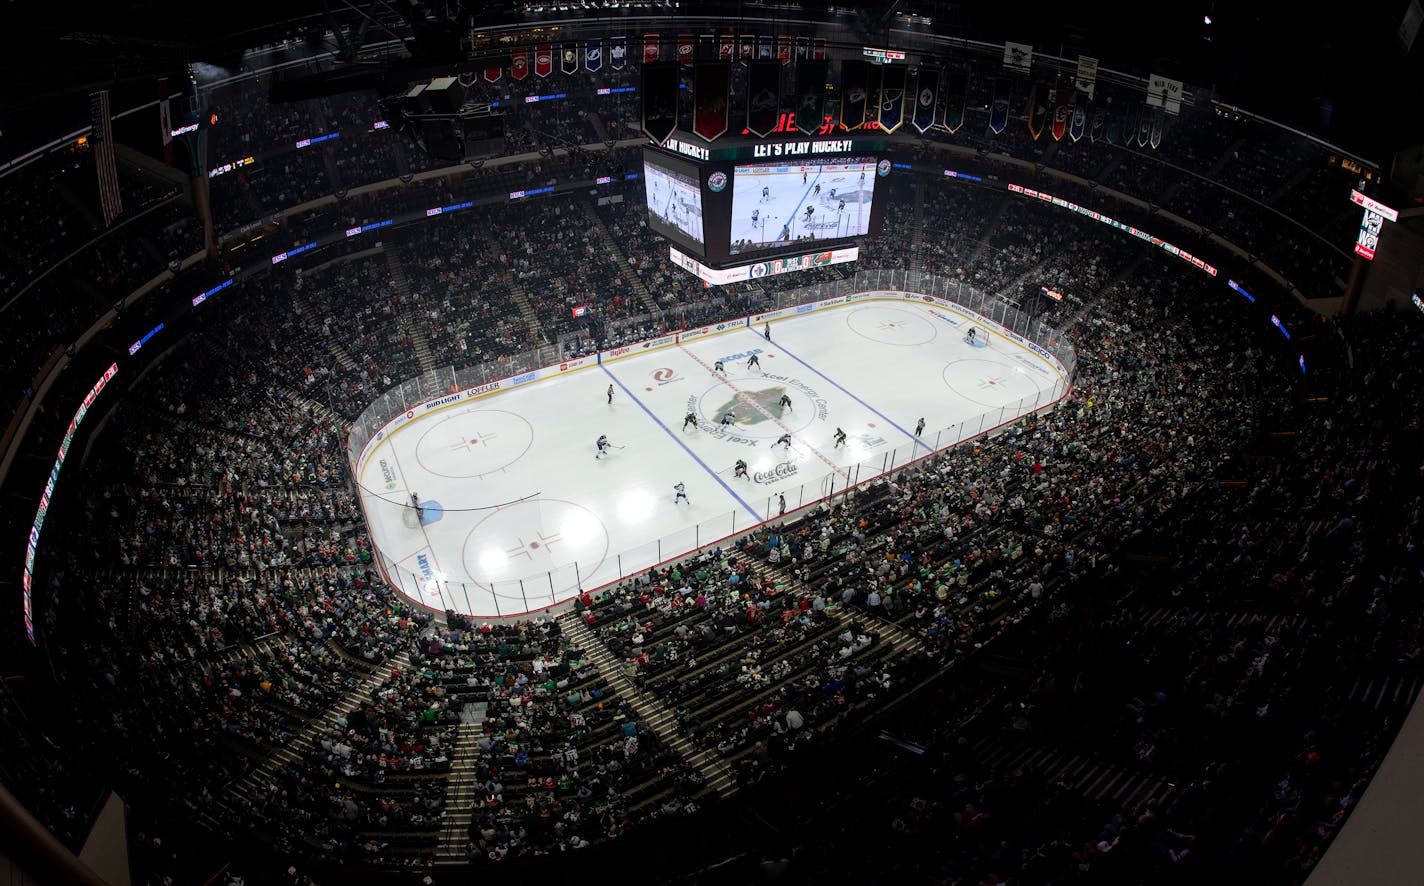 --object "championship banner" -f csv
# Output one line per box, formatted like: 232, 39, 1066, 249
678, 34, 694, 63
795, 59, 828, 135
745, 59, 781, 137
610, 36, 626, 70
511, 48, 529, 80
739, 35, 755, 62
941, 70, 967, 133
989, 78, 1009, 134
561, 45, 578, 75
795, 36, 809, 59
1149, 107, 1163, 149
157, 77, 172, 165
778, 35, 792, 65
1026, 82, 1047, 140
876, 65, 907, 134
1051, 87, 1070, 141
1138, 104, 1152, 147
483, 63, 502, 82
1069, 92, 1088, 142
1004, 41, 1032, 73
720, 34, 734, 60
839, 60, 870, 131
534, 45, 553, 78
699, 33, 715, 60
90, 90, 122, 225
644, 32, 660, 63
1074, 55, 1098, 98
758, 35, 773, 60
585, 40, 603, 73
641, 61, 679, 145
693, 62, 730, 141
813, 38, 826, 60
911, 66, 939, 133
